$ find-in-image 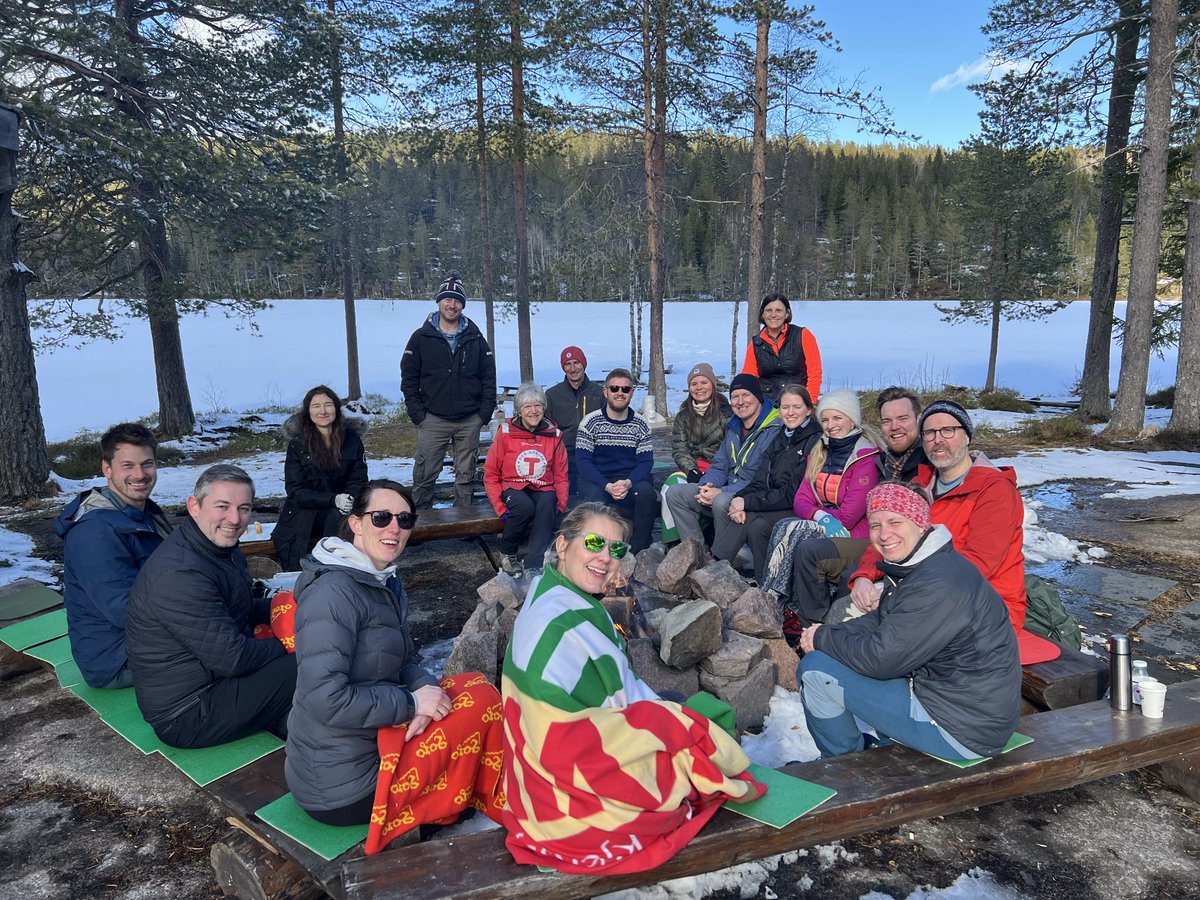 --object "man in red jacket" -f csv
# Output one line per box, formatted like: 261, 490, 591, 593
847, 399, 1058, 664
